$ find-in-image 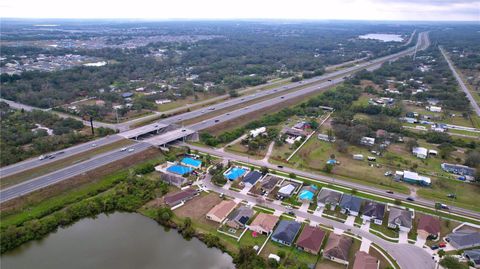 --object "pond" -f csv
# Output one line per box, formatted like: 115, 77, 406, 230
1, 212, 235, 269
358, 33, 404, 42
